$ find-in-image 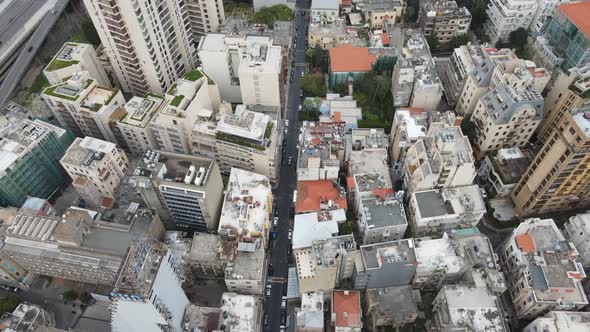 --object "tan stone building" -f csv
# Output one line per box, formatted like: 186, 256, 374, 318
512, 105, 590, 217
